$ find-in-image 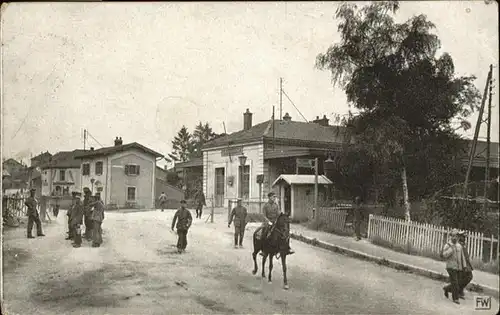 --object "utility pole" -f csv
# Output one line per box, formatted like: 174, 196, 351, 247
463, 65, 492, 200
280, 77, 283, 120
483, 66, 494, 212
314, 157, 319, 225
83, 129, 87, 150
